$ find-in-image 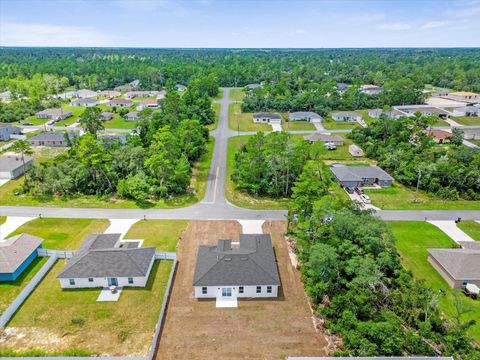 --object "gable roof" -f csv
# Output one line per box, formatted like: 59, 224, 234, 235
0, 234, 43, 273
193, 234, 280, 287
330, 165, 394, 182
35, 108, 72, 117
303, 133, 343, 143
332, 111, 361, 117
108, 98, 132, 106
253, 113, 282, 120
57, 233, 155, 279
289, 111, 322, 120
29, 132, 76, 142
0, 155, 34, 172
428, 248, 480, 280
